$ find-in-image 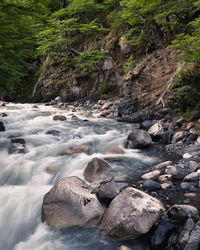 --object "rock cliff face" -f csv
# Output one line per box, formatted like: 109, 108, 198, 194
35, 33, 182, 117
